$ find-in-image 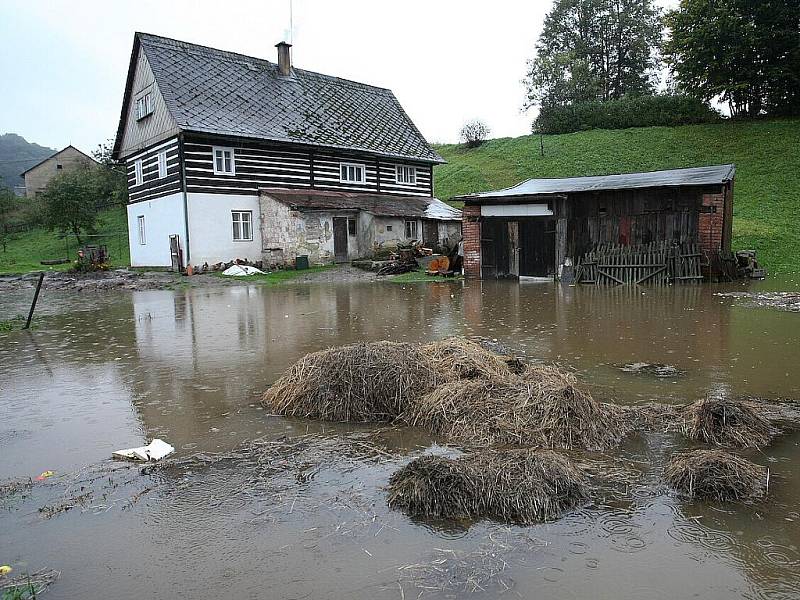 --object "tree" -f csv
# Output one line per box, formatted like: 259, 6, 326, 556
0, 185, 17, 253
92, 139, 129, 206
39, 167, 103, 245
664, 0, 800, 118
460, 120, 491, 148
524, 0, 663, 109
